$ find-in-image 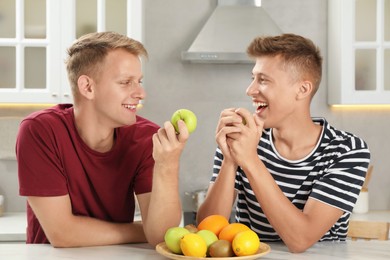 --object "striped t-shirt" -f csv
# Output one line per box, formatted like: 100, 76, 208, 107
211, 118, 370, 242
